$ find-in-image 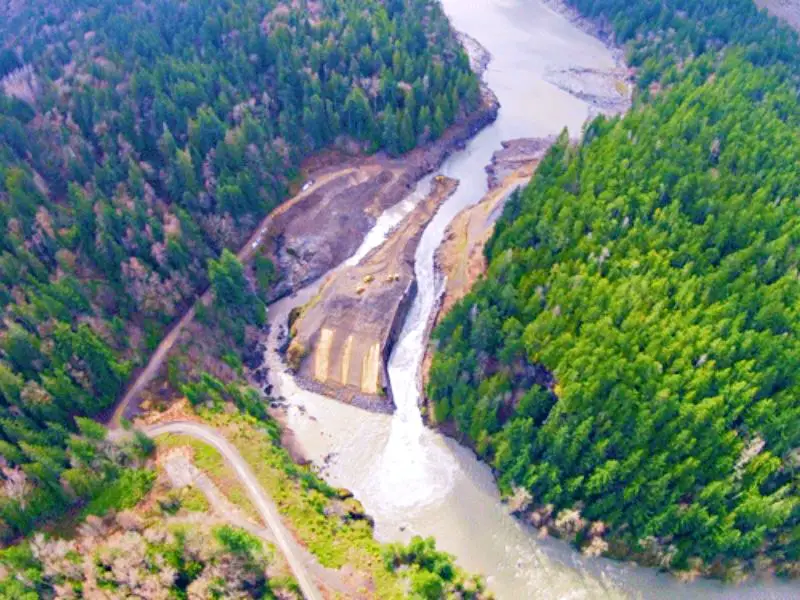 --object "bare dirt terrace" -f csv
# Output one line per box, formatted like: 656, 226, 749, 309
288, 176, 459, 411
